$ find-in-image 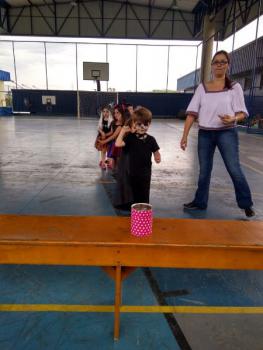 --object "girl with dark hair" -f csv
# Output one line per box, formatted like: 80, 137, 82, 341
98, 104, 125, 169
180, 50, 255, 217
114, 114, 136, 211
